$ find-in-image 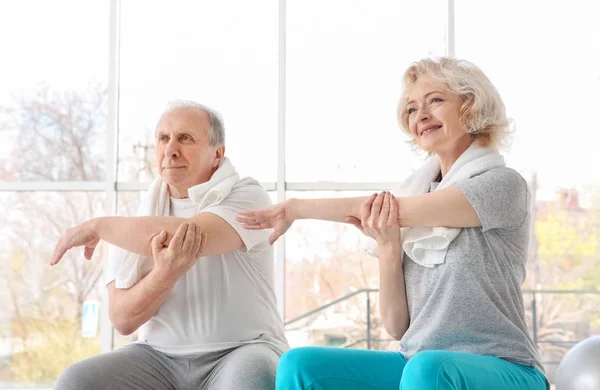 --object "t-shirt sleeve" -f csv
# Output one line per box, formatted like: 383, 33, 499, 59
104, 202, 137, 286
456, 168, 530, 232
201, 181, 272, 252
